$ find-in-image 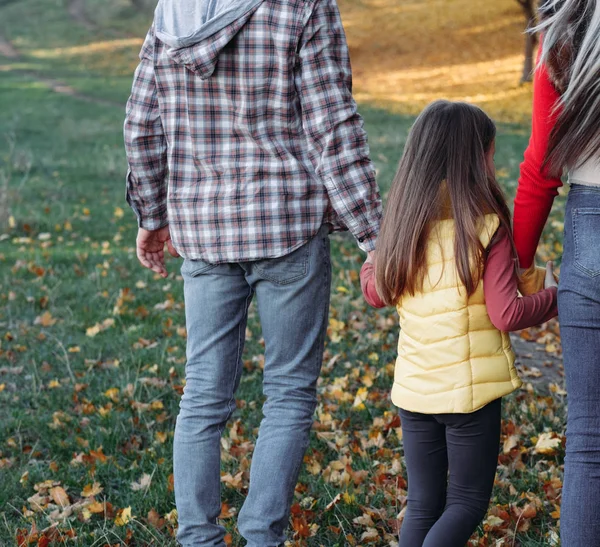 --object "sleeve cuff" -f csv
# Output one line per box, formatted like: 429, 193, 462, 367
137, 215, 169, 231
356, 225, 379, 252
127, 200, 168, 231
353, 203, 382, 252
